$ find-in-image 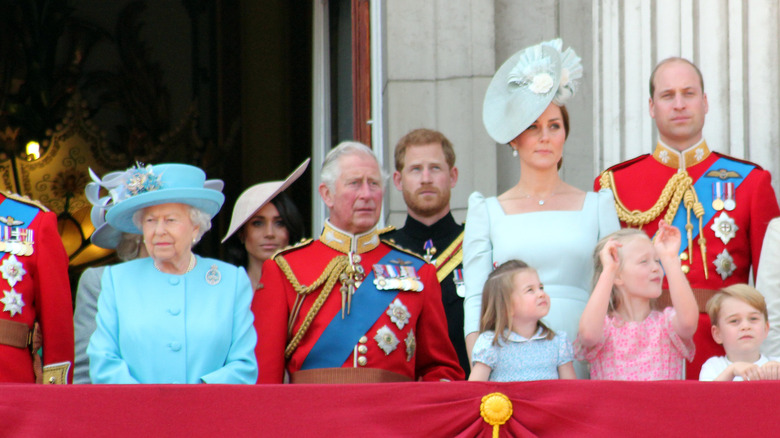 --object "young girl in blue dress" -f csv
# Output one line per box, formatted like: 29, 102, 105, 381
468, 260, 576, 381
